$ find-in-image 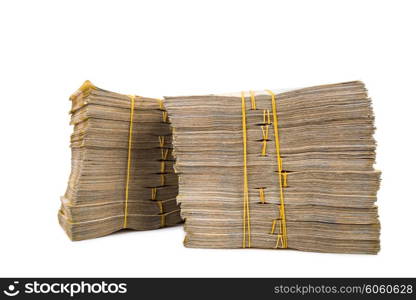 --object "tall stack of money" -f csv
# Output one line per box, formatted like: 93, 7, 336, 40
164, 81, 381, 254
59, 81, 182, 241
